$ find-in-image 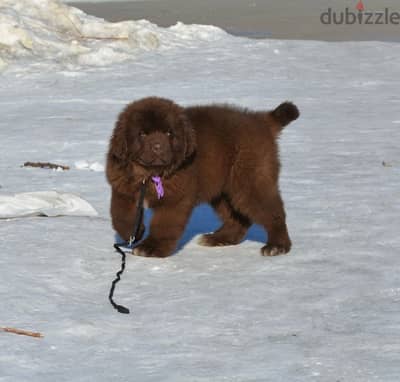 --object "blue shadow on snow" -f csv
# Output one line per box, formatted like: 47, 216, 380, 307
143, 203, 266, 251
